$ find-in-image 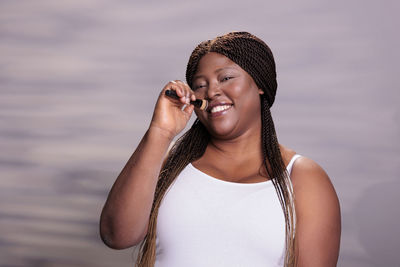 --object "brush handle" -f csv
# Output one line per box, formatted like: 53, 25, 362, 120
165, 90, 208, 110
